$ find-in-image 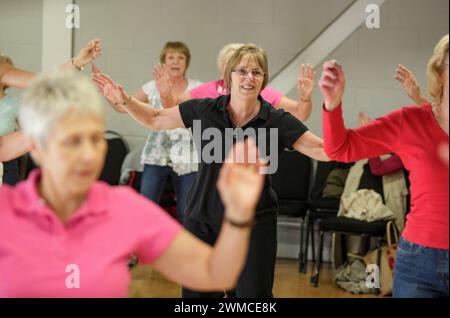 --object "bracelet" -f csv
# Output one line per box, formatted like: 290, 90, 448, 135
300, 97, 311, 103
71, 58, 84, 71
224, 215, 254, 228
122, 95, 132, 107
